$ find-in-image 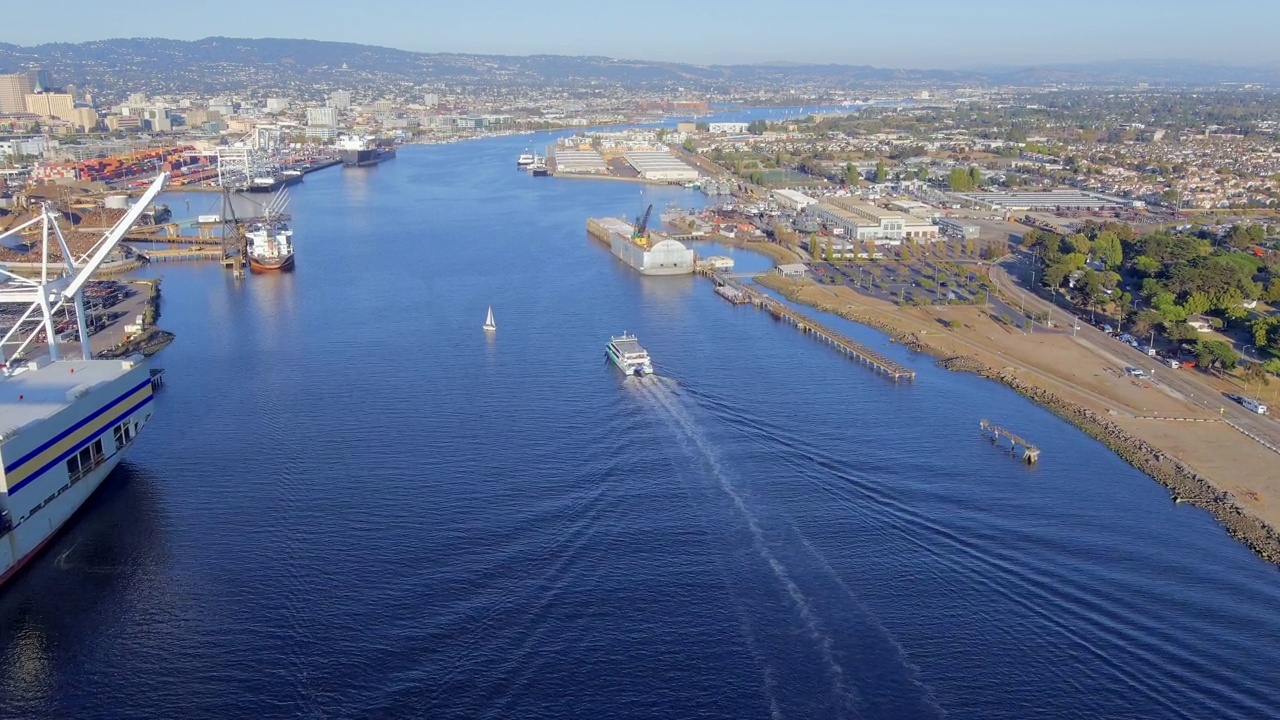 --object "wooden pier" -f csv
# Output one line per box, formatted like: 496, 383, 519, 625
980, 419, 1040, 463
709, 273, 915, 381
